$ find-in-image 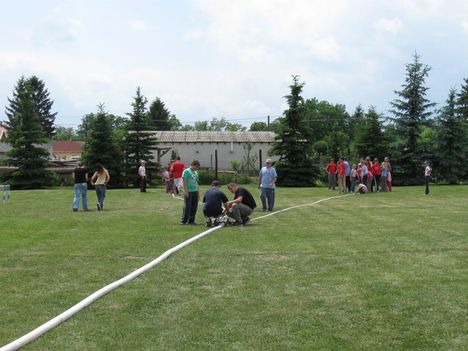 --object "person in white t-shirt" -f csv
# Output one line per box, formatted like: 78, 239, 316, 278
138, 160, 147, 192
424, 161, 432, 195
